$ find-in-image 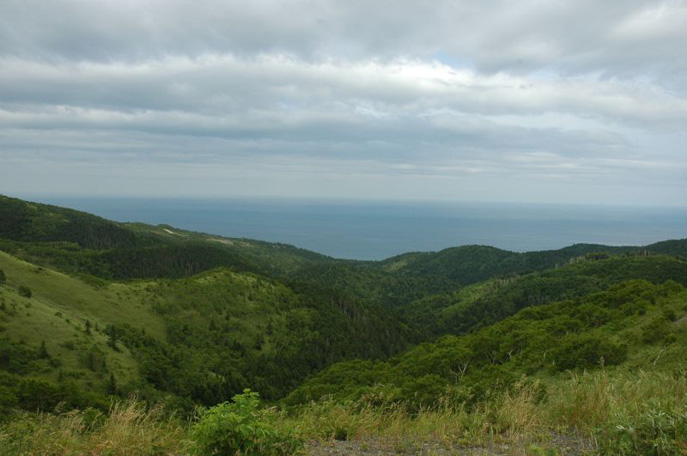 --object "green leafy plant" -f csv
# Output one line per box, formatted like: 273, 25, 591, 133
191, 389, 303, 455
